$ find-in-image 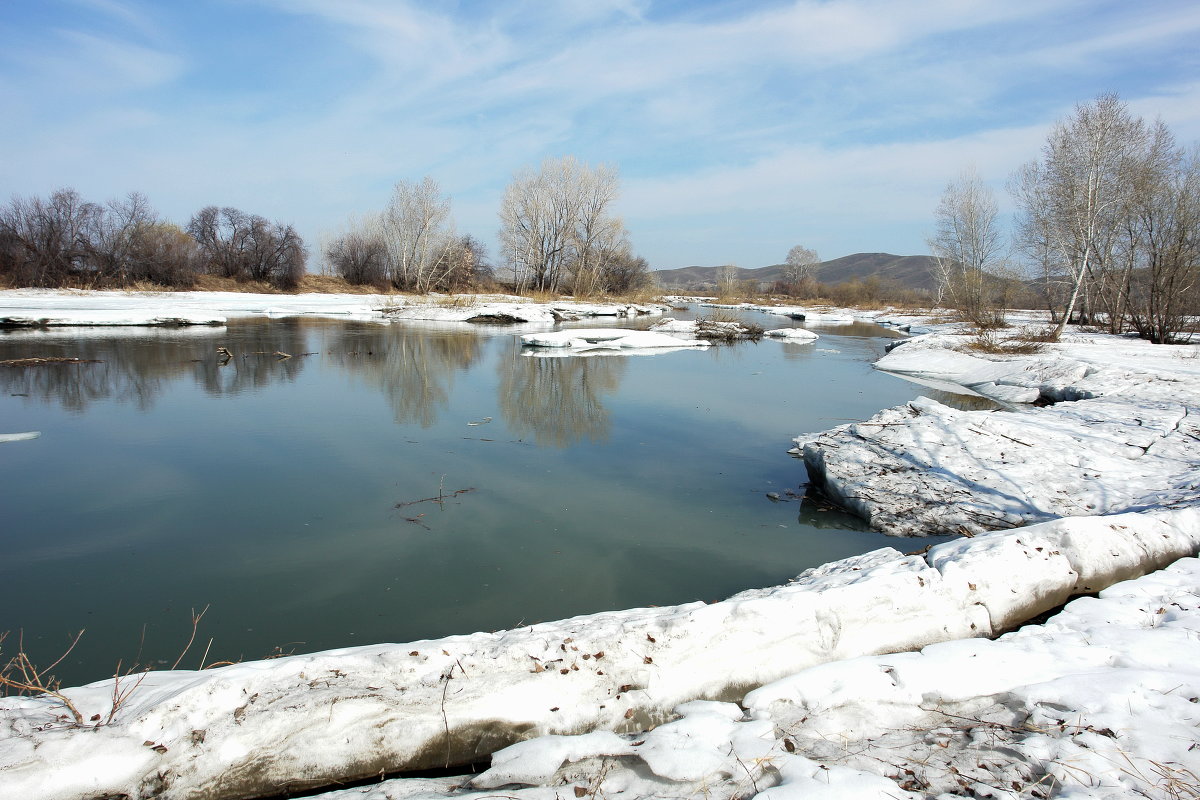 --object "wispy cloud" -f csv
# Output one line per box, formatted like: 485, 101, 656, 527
1, 0, 1197, 268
